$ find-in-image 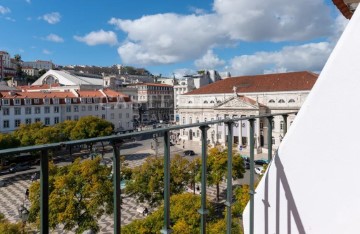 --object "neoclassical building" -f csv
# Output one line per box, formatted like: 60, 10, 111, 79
177, 71, 318, 152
